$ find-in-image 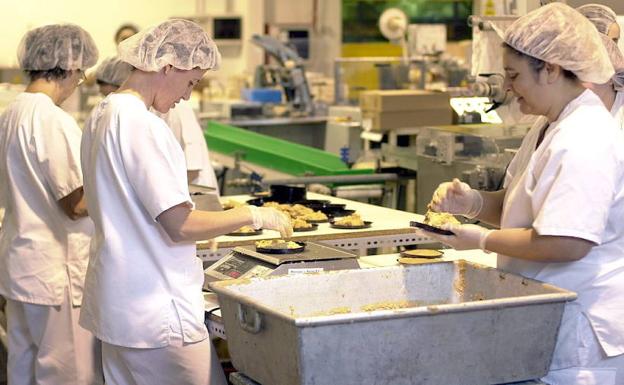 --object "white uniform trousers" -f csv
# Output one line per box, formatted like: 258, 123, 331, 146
6, 289, 103, 385
102, 329, 227, 385
542, 311, 624, 385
